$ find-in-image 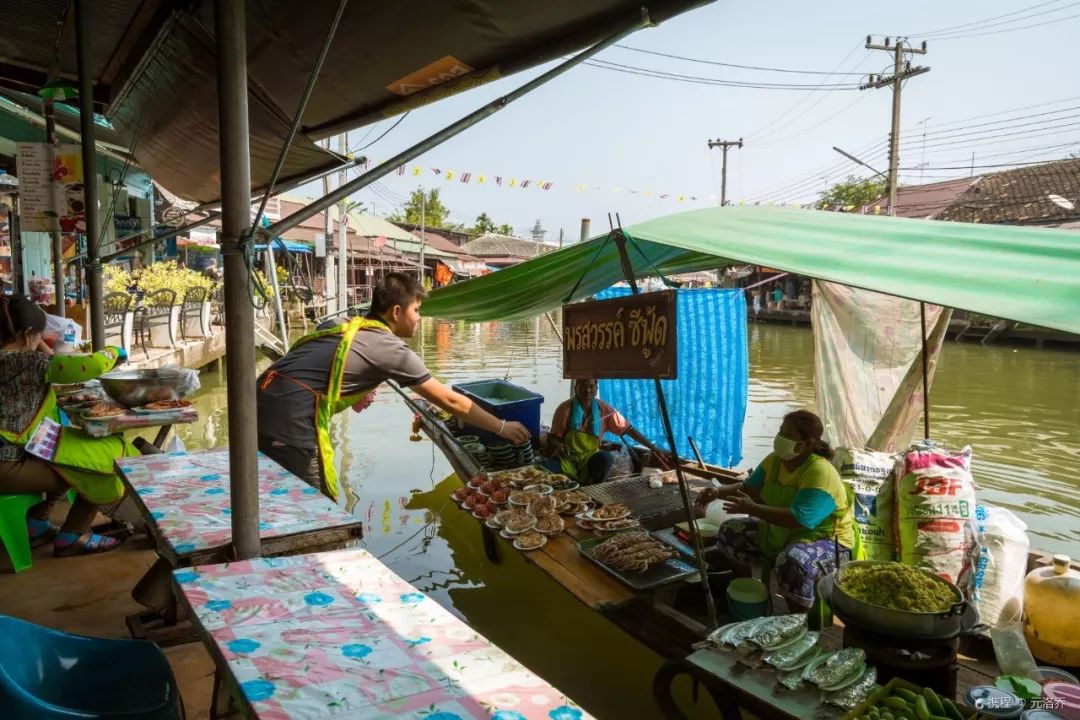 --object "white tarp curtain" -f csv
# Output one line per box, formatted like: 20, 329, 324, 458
813, 281, 952, 452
